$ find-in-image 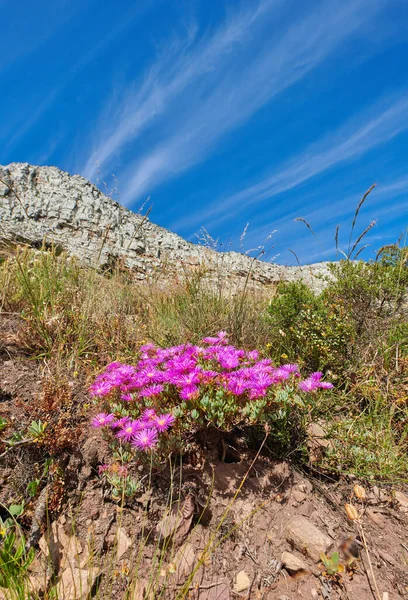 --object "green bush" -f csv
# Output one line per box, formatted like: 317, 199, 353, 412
267, 246, 407, 379
326, 246, 408, 336
266, 281, 354, 375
